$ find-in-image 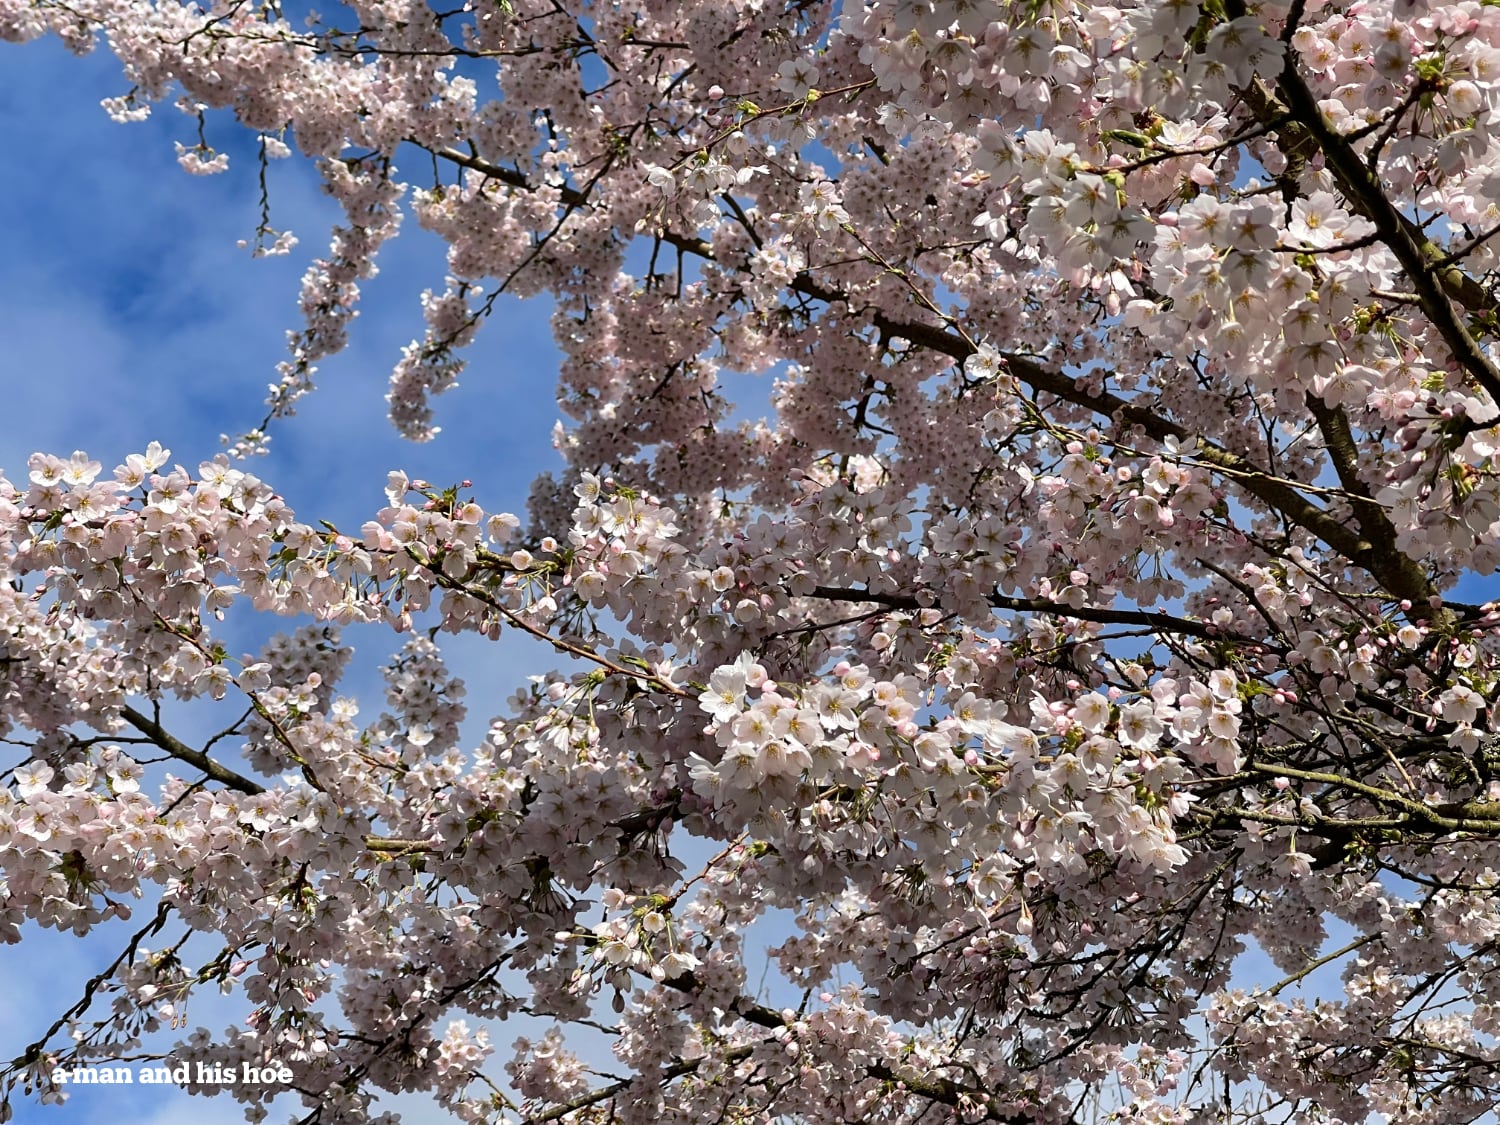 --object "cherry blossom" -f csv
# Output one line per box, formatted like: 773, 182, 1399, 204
6, 0, 1500, 1121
